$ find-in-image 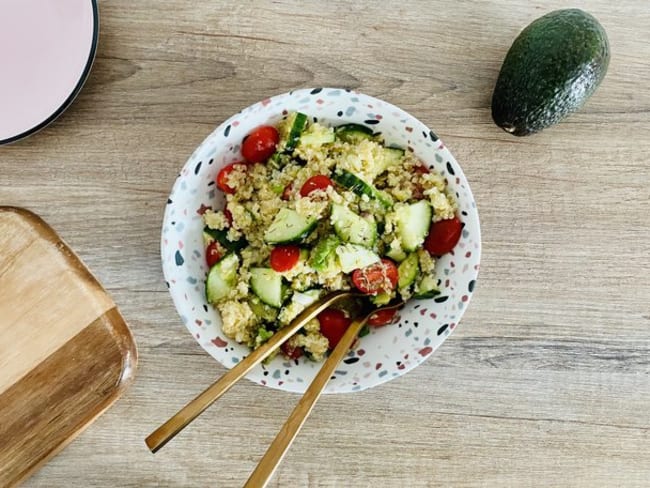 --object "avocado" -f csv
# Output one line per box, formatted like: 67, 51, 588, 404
491, 9, 610, 136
